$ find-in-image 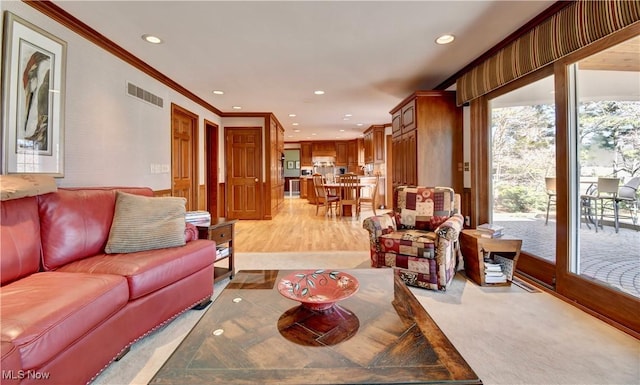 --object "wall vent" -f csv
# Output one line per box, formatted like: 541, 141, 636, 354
126, 82, 164, 108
